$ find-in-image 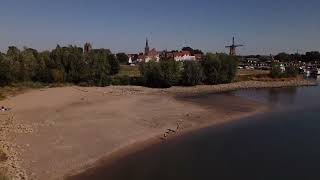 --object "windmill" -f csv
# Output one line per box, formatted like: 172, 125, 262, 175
225, 37, 244, 56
